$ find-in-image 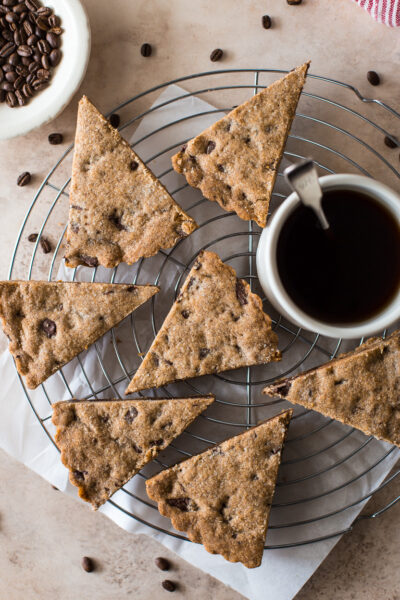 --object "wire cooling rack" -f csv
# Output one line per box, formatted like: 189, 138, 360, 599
8, 68, 400, 549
